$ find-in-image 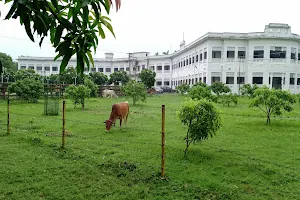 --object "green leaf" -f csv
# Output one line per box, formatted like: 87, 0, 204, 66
87, 51, 94, 68
59, 51, 72, 73
51, 0, 59, 9
4, 1, 18, 20
82, 52, 90, 71
39, 36, 45, 47
54, 25, 64, 46
97, 24, 106, 39
0, 60, 3, 74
